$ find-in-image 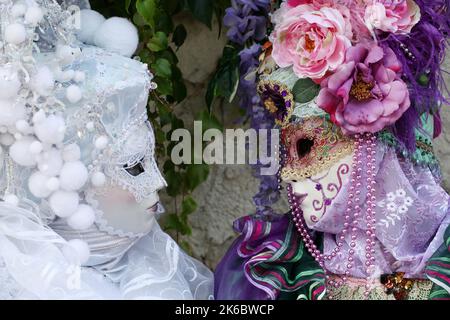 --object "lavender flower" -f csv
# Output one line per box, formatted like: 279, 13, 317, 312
224, 1, 281, 215
224, 0, 271, 46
